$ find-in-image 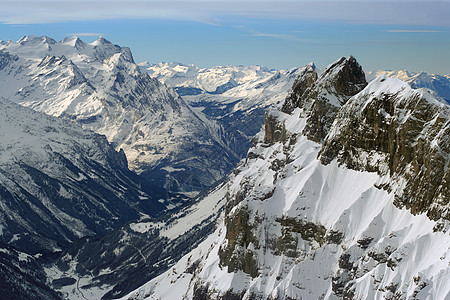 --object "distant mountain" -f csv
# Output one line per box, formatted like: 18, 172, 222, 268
0, 97, 168, 254
366, 69, 450, 104
0, 36, 239, 194
139, 62, 276, 95
140, 62, 304, 158
124, 57, 449, 300
2, 36, 448, 299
